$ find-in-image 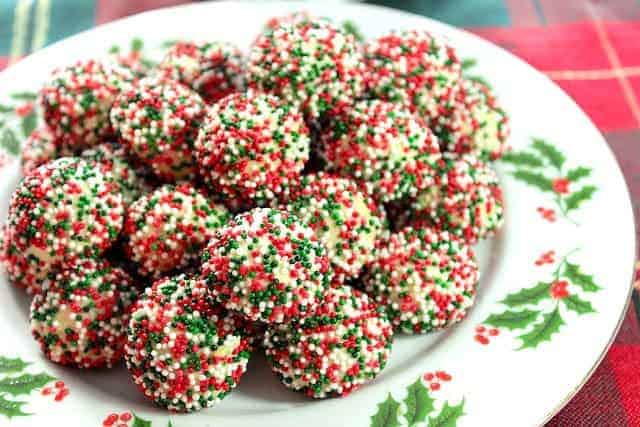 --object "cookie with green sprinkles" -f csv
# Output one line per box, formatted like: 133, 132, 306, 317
247, 18, 365, 118
194, 91, 310, 207
156, 40, 244, 103
30, 257, 138, 368
40, 59, 135, 149
125, 274, 251, 412
285, 173, 385, 280
362, 226, 479, 334
263, 285, 393, 398
1, 157, 124, 294
110, 76, 206, 181
321, 99, 441, 203
123, 183, 228, 278
413, 153, 504, 244
200, 208, 333, 324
